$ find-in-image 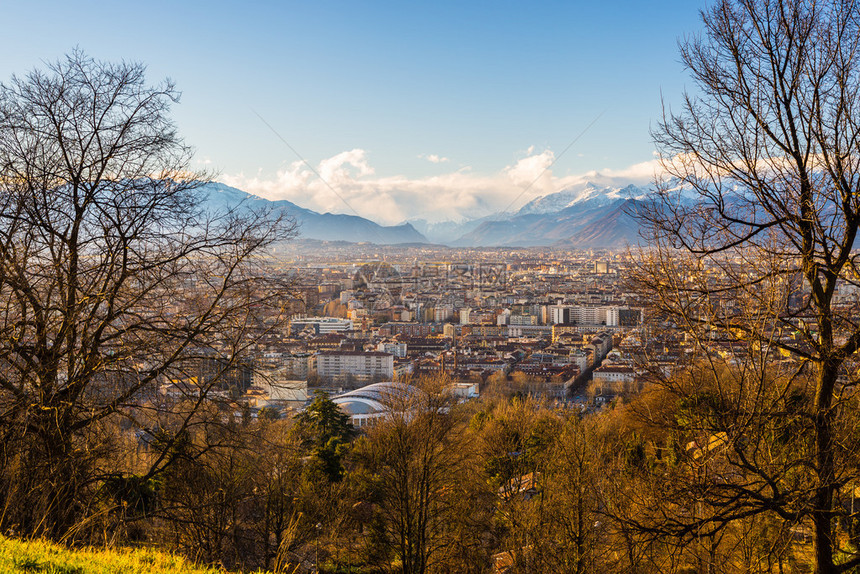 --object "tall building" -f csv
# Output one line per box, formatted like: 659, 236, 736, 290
459, 307, 472, 325
313, 351, 394, 382
548, 305, 627, 327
